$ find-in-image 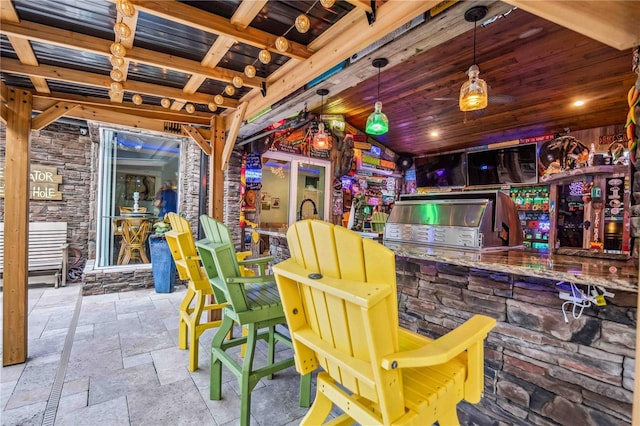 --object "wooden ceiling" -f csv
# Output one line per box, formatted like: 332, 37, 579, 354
1, 0, 639, 159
